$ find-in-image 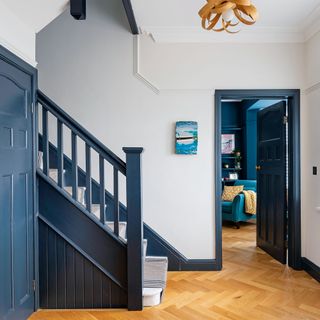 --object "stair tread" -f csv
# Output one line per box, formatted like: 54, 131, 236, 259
145, 256, 168, 260
143, 288, 162, 296
64, 186, 86, 189
106, 221, 127, 225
